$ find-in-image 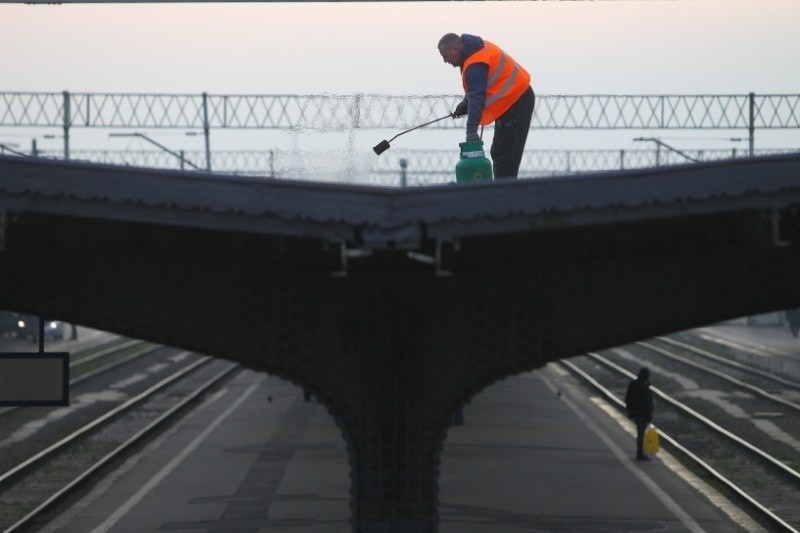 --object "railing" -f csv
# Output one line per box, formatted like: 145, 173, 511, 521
4, 92, 800, 130
23, 147, 799, 187
2, 92, 800, 170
